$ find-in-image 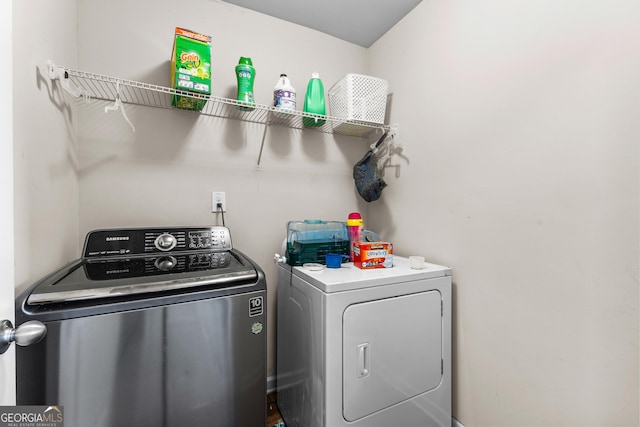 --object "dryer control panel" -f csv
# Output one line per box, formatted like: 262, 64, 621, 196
83, 226, 233, 258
